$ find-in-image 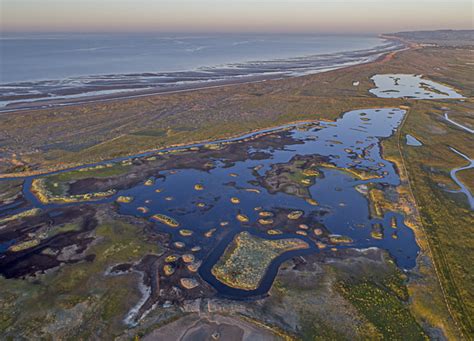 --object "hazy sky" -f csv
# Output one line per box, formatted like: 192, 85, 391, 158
1, 0, 472, 33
